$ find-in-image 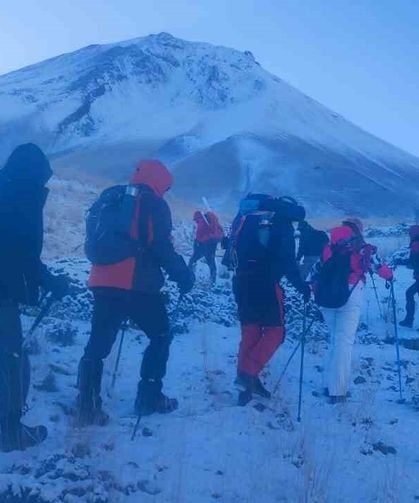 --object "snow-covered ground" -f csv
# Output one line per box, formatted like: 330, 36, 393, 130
0, 242, 418, 502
